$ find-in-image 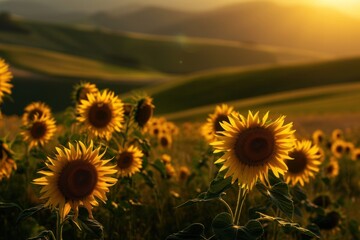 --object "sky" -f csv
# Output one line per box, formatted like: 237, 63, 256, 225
1, 0, 360, 17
